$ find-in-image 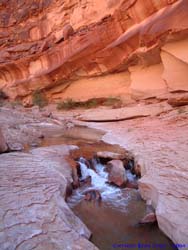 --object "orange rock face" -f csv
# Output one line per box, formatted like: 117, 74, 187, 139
0, 0, 188, 104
